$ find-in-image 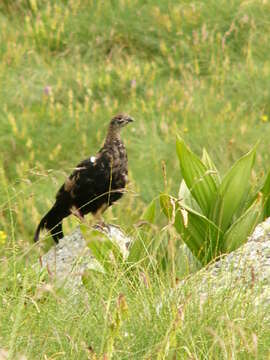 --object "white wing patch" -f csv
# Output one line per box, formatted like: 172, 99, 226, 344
90, 156, 96, 163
